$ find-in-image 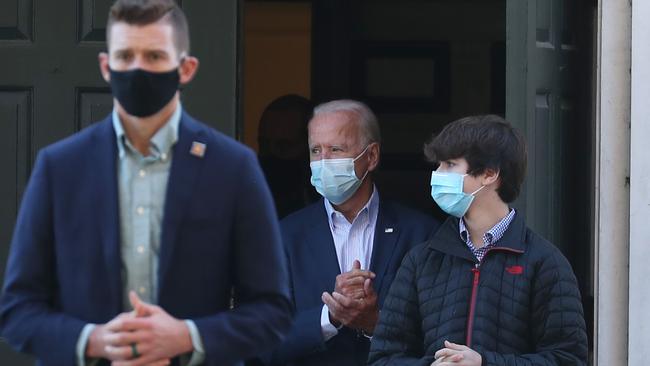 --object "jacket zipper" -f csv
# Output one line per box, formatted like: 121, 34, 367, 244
464, 246, 524, 347
465, 265, 480, 347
